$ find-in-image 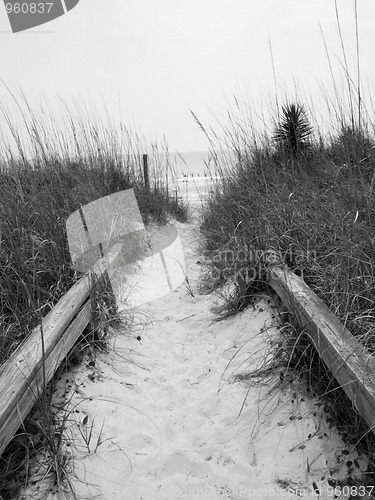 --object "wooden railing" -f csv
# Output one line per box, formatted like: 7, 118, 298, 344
263, 251, 375, 434
0, 243, 122, 456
